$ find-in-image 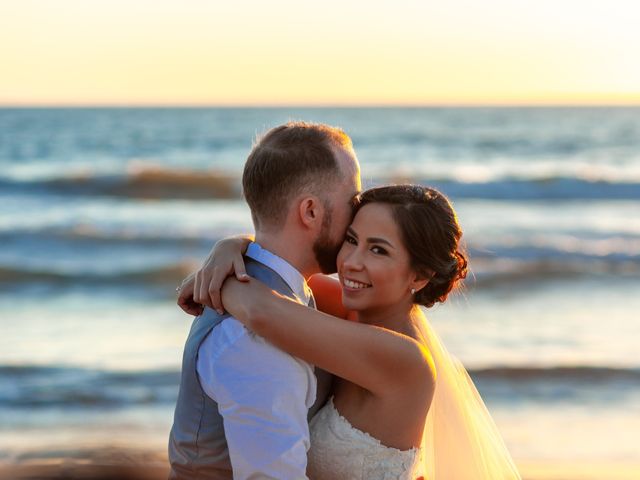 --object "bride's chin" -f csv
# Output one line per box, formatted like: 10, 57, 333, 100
341, 296, 373, 312
341, 296, 362, 311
